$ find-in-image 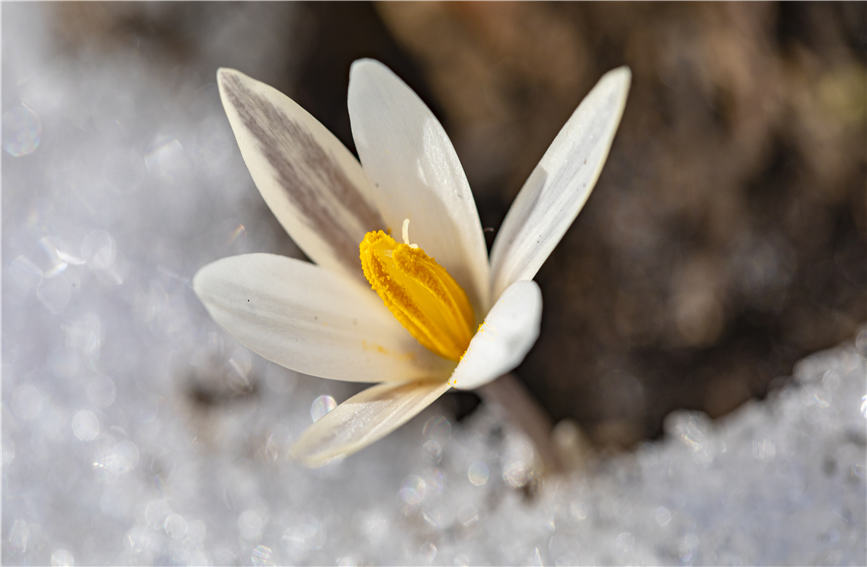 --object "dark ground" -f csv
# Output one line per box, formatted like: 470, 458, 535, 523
56, 2, 867, 449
